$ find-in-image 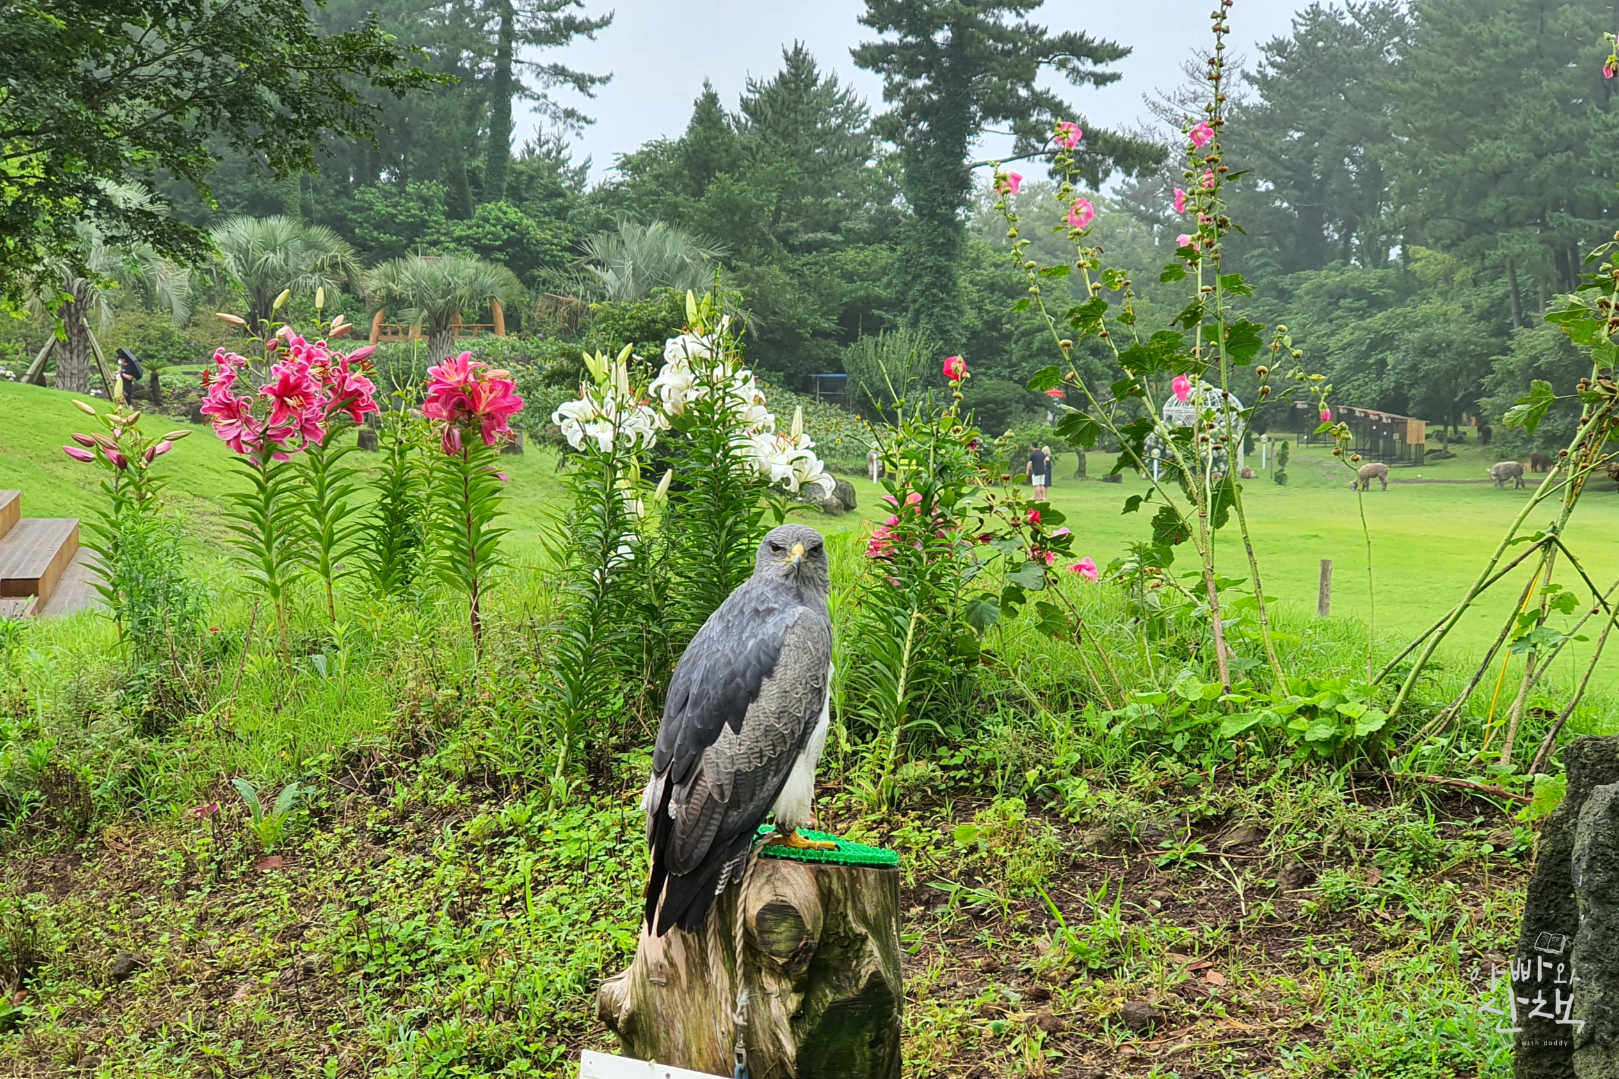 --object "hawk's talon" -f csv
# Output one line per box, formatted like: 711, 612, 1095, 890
767, 828, 838, 851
